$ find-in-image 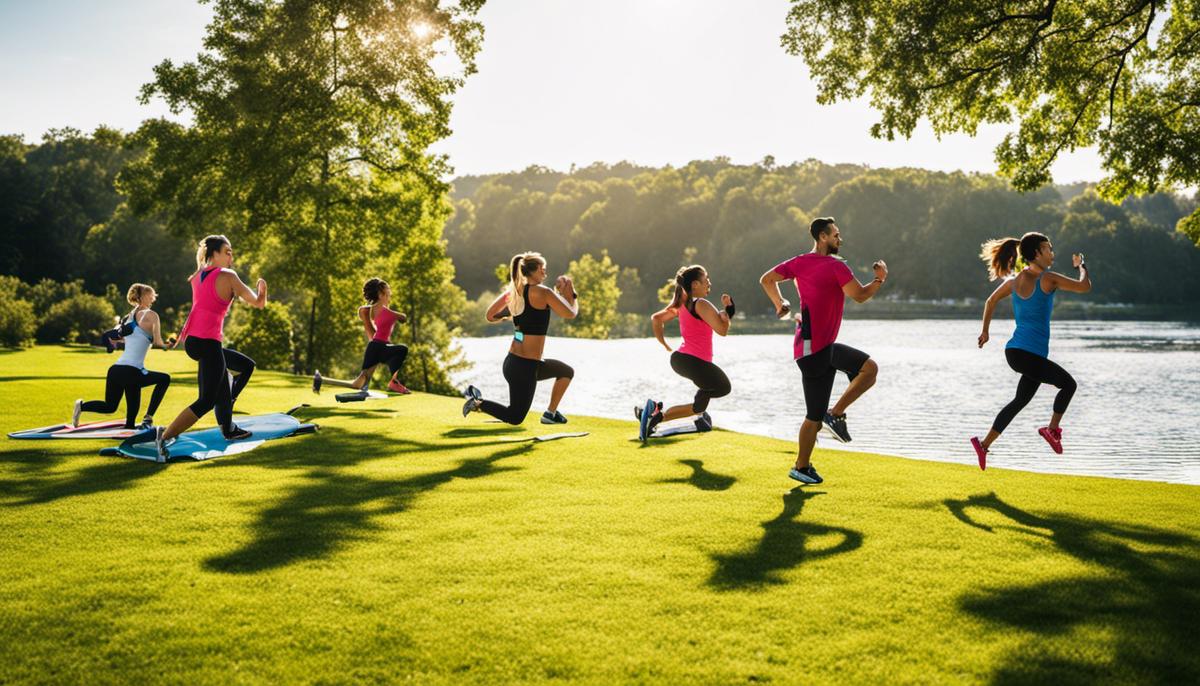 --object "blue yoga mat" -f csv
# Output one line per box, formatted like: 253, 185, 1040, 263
99, 413, 318, 462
